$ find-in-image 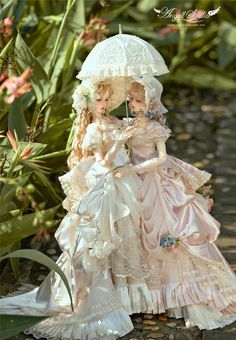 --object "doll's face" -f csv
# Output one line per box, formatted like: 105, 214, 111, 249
92, 89, 110, 117
128, 83, 146, 115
